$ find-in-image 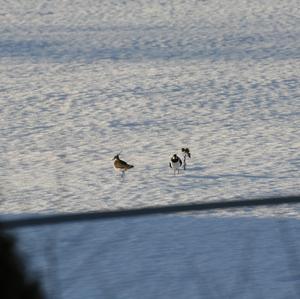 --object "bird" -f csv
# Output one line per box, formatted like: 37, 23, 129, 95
113, 153, 134, 177
169, 154, 182, 175
181, 148, 191, 170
